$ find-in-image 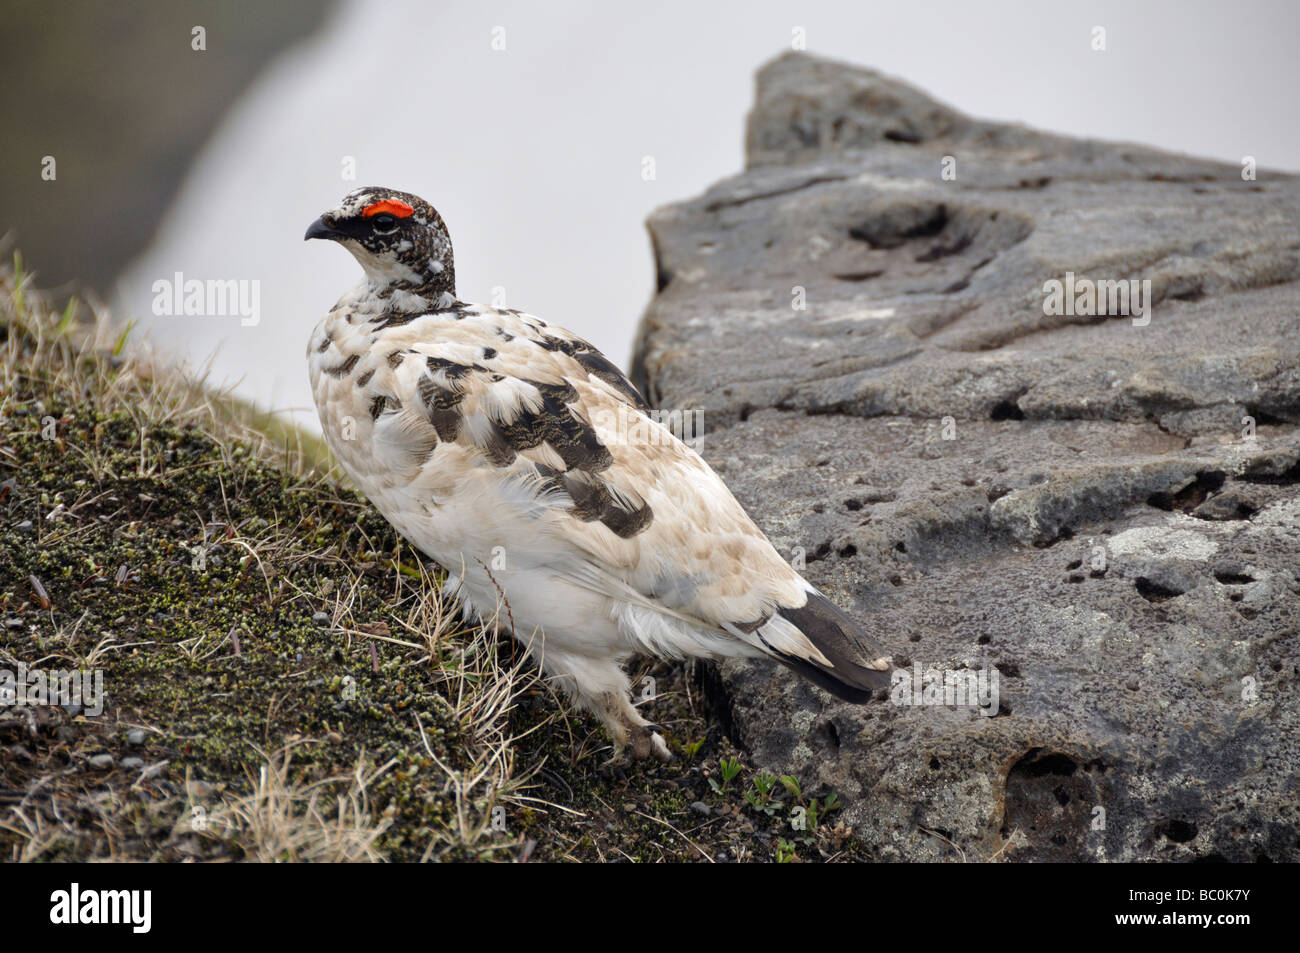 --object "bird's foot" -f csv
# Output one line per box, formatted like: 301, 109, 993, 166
596, 695, 672, 763
624, 721, 672, 763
